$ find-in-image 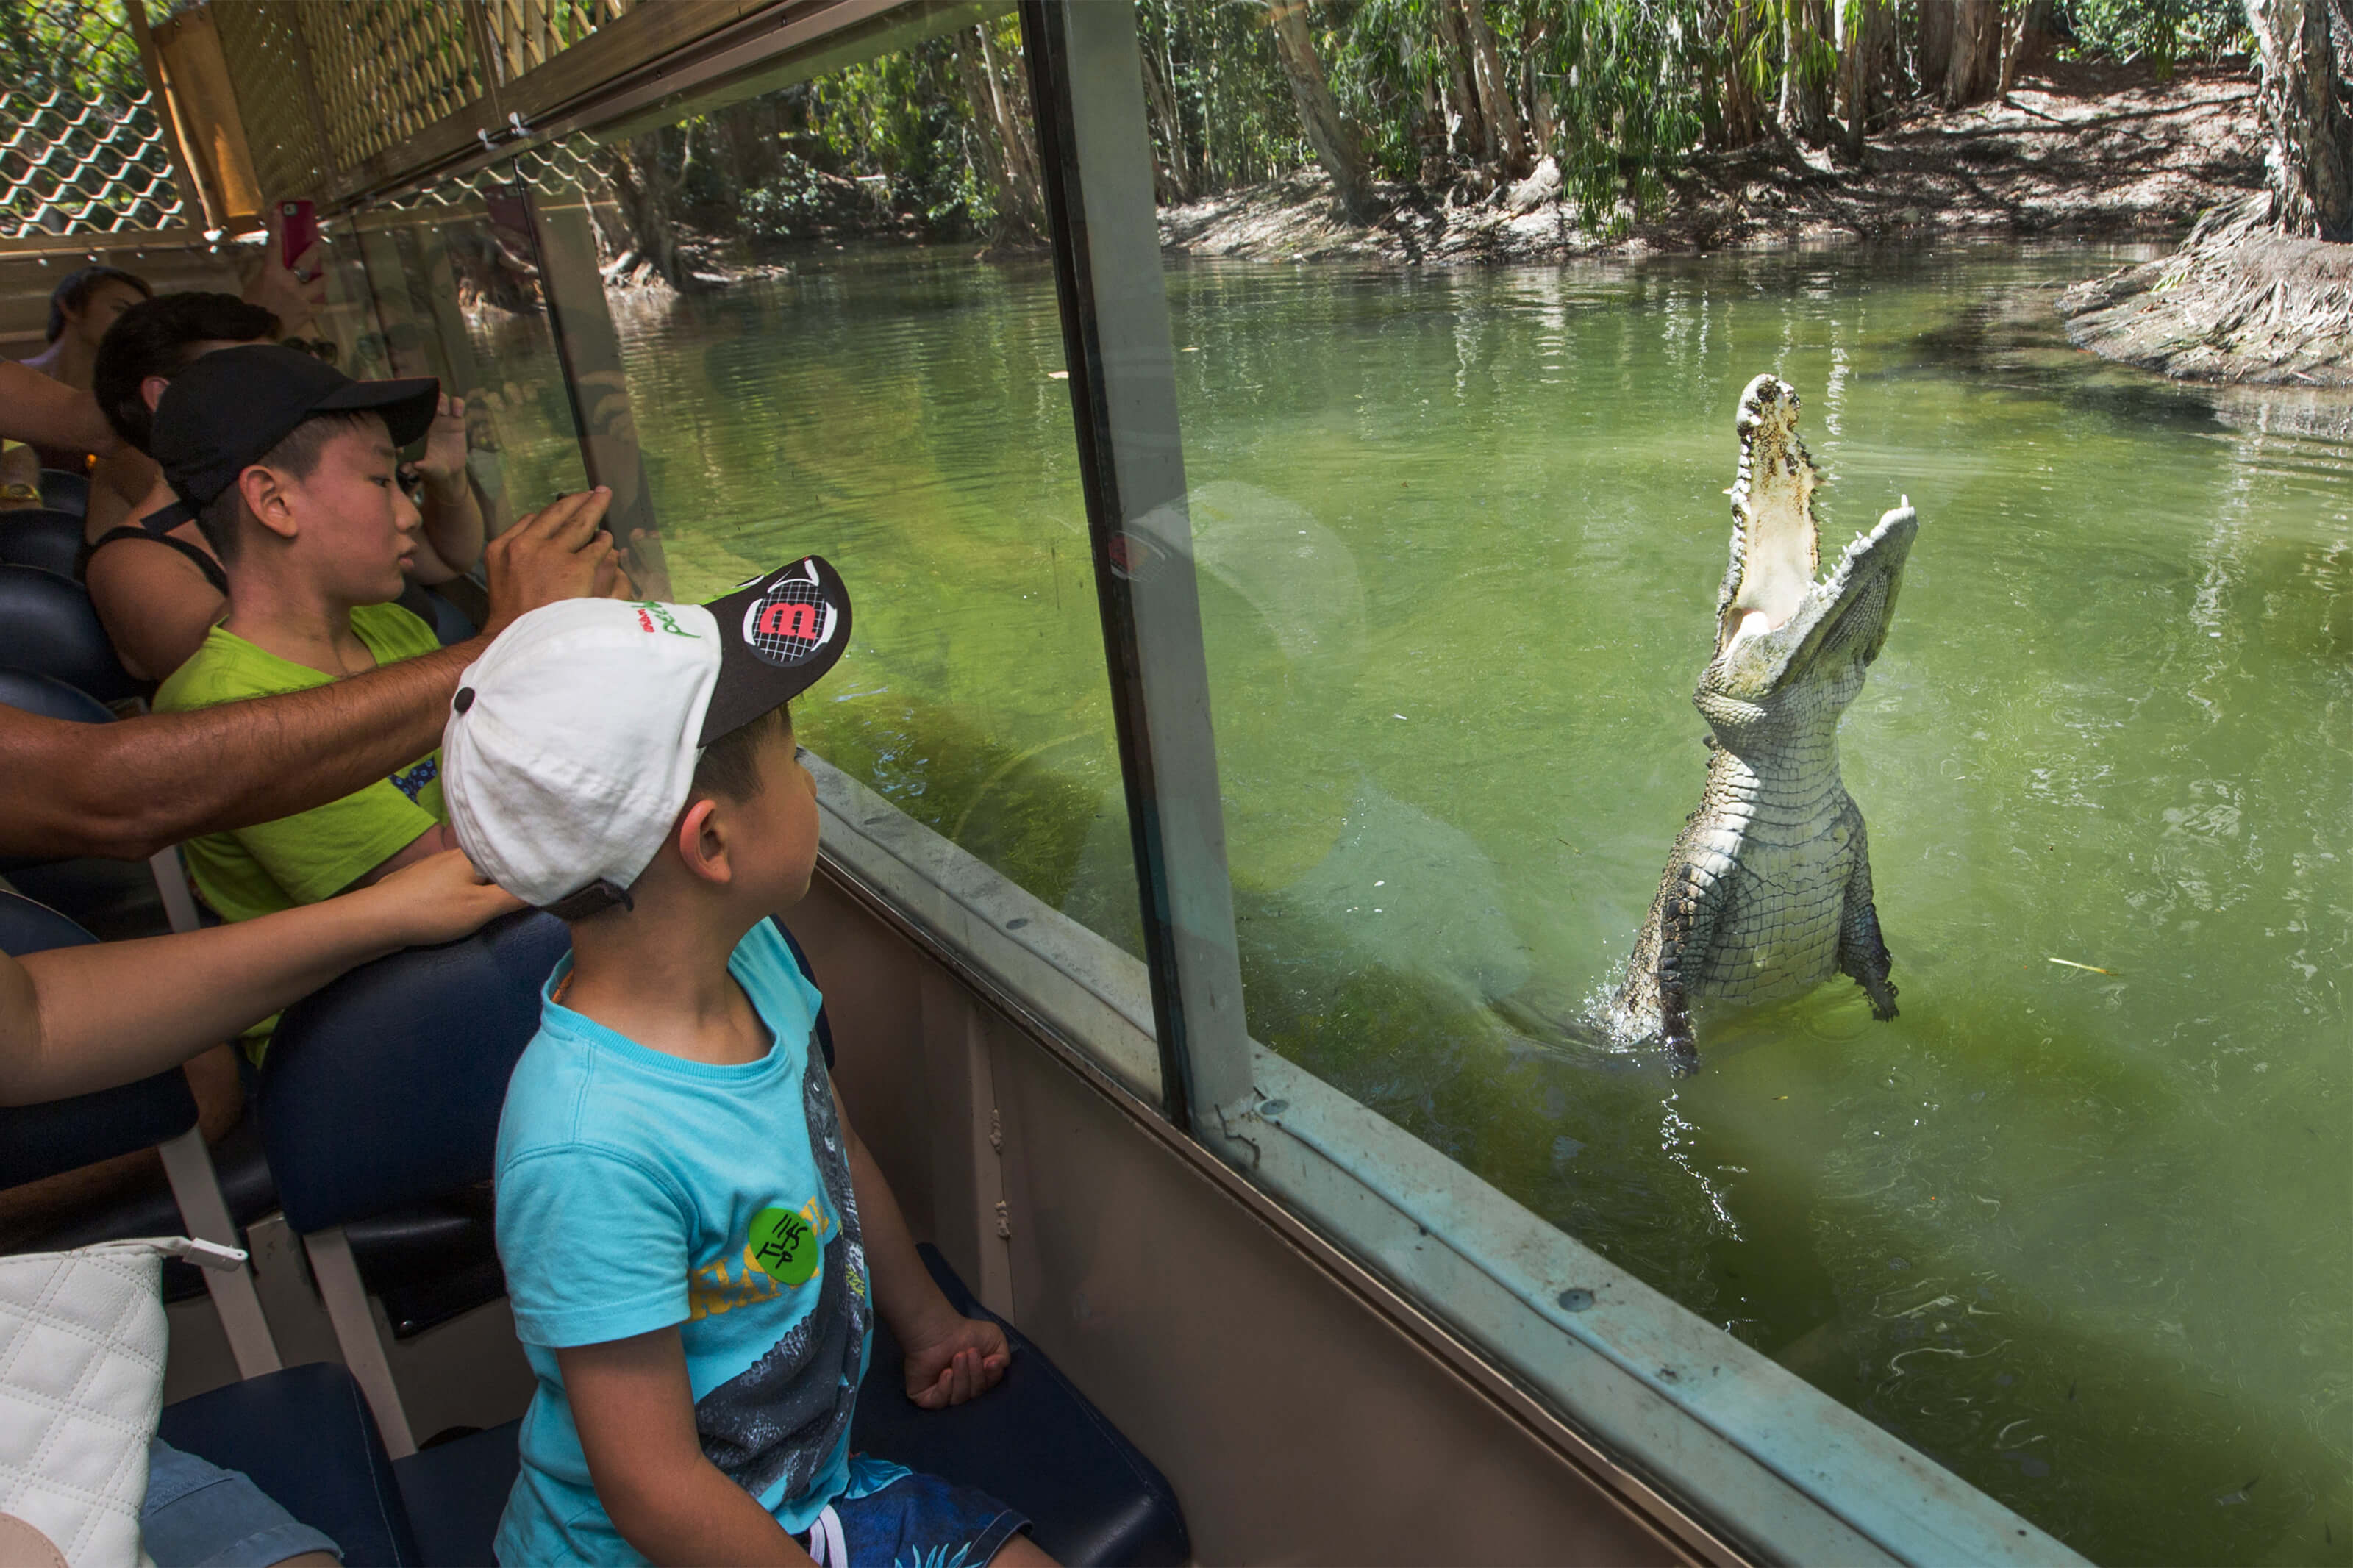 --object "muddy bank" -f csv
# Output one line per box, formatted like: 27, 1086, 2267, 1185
1160, 60, 2266, 264
2057, 214, 2352, 387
